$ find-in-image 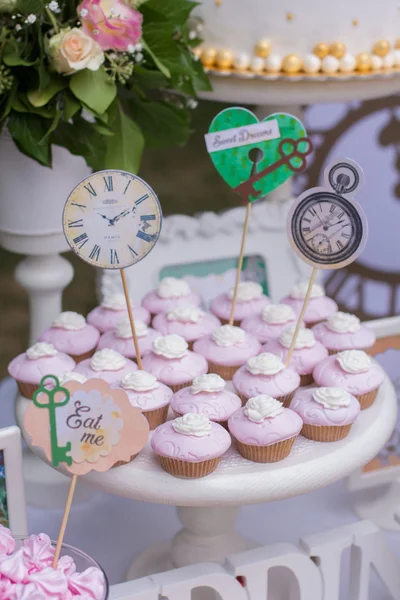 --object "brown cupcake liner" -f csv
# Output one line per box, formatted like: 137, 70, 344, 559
17, 381, 39, 400
169, 381, 192, 393
305, 320, 323, 329
207, 361, 240, 380
143, 404, 169, 430
355, 388, 378, 410
301, 423, 352, 442
69, 348, 95, 363
158, 456, 220, 478
220, 318, 242, 327
238, 390, 295, 408
237, 436, 296, 463
299, 373, 314, 386
113, 453, 138, 468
